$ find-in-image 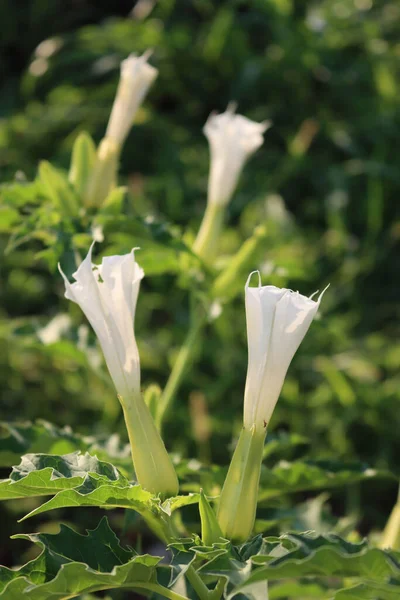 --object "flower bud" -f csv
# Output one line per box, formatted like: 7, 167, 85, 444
199, 489, 223, 546
217, 425, 265, 542
85, 51, 157, 207
106, 51, 158, 147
